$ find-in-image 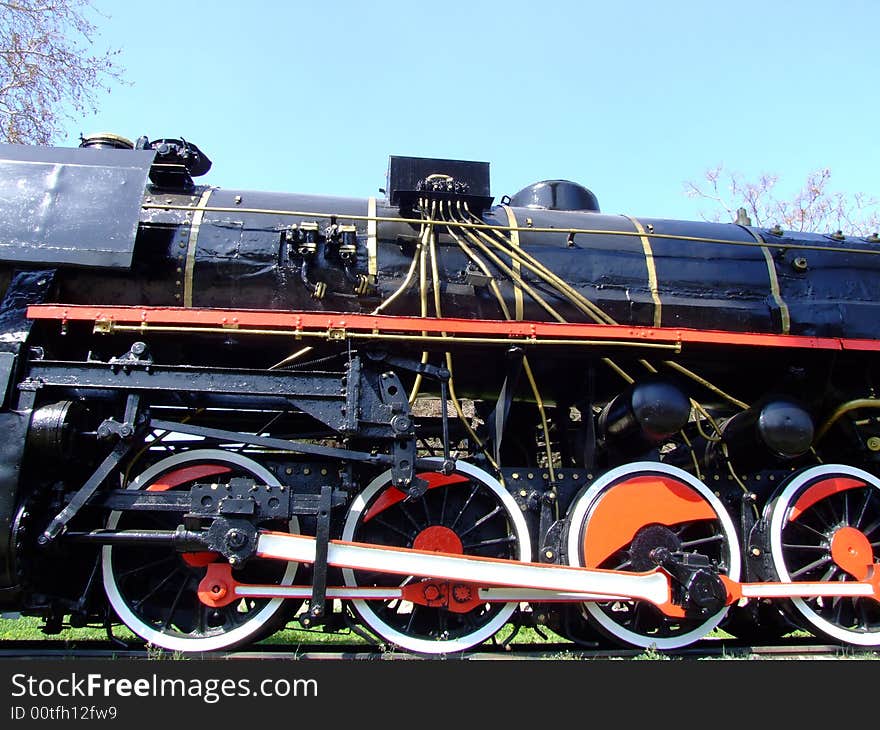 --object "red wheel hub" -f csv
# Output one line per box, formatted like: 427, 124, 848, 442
406, 526, 479, 612
830, 526, 874, 580
181, 551, 219, 568
412, 525, 463, 554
